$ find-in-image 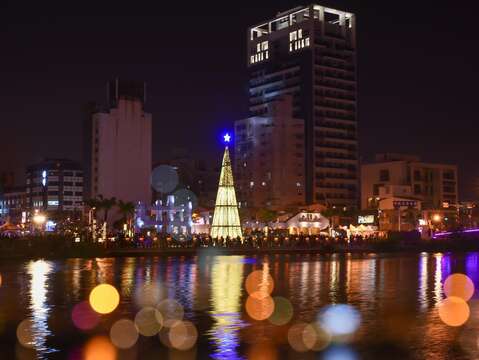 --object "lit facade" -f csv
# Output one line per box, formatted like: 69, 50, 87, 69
87, 79, 152, 209
0, 186, 27, 223
361, 154, 458, 210
26, 159, 84, 213
235, 96, 305, 210
247, 4, 359, 207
